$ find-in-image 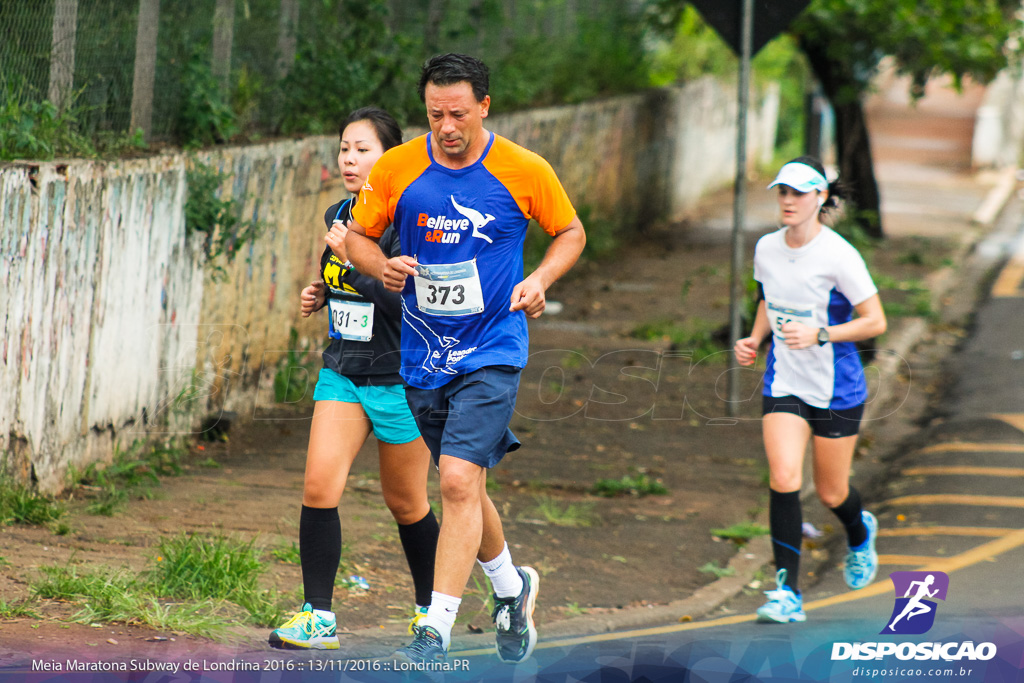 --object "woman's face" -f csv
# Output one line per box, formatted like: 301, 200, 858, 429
776, 185, 823, 227
338, 120, 385, 194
